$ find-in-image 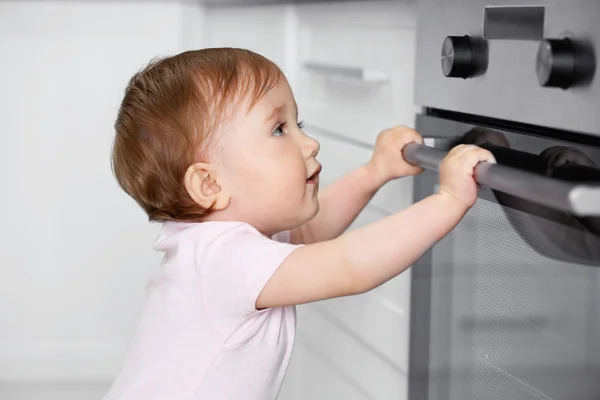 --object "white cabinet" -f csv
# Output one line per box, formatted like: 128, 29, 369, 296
303, 128, 414, 377
281, 305, 408, 400
202, 3, 418, 399
279, 341, 369, 400
295, 1, 419, 146
308, 128, 414, 214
